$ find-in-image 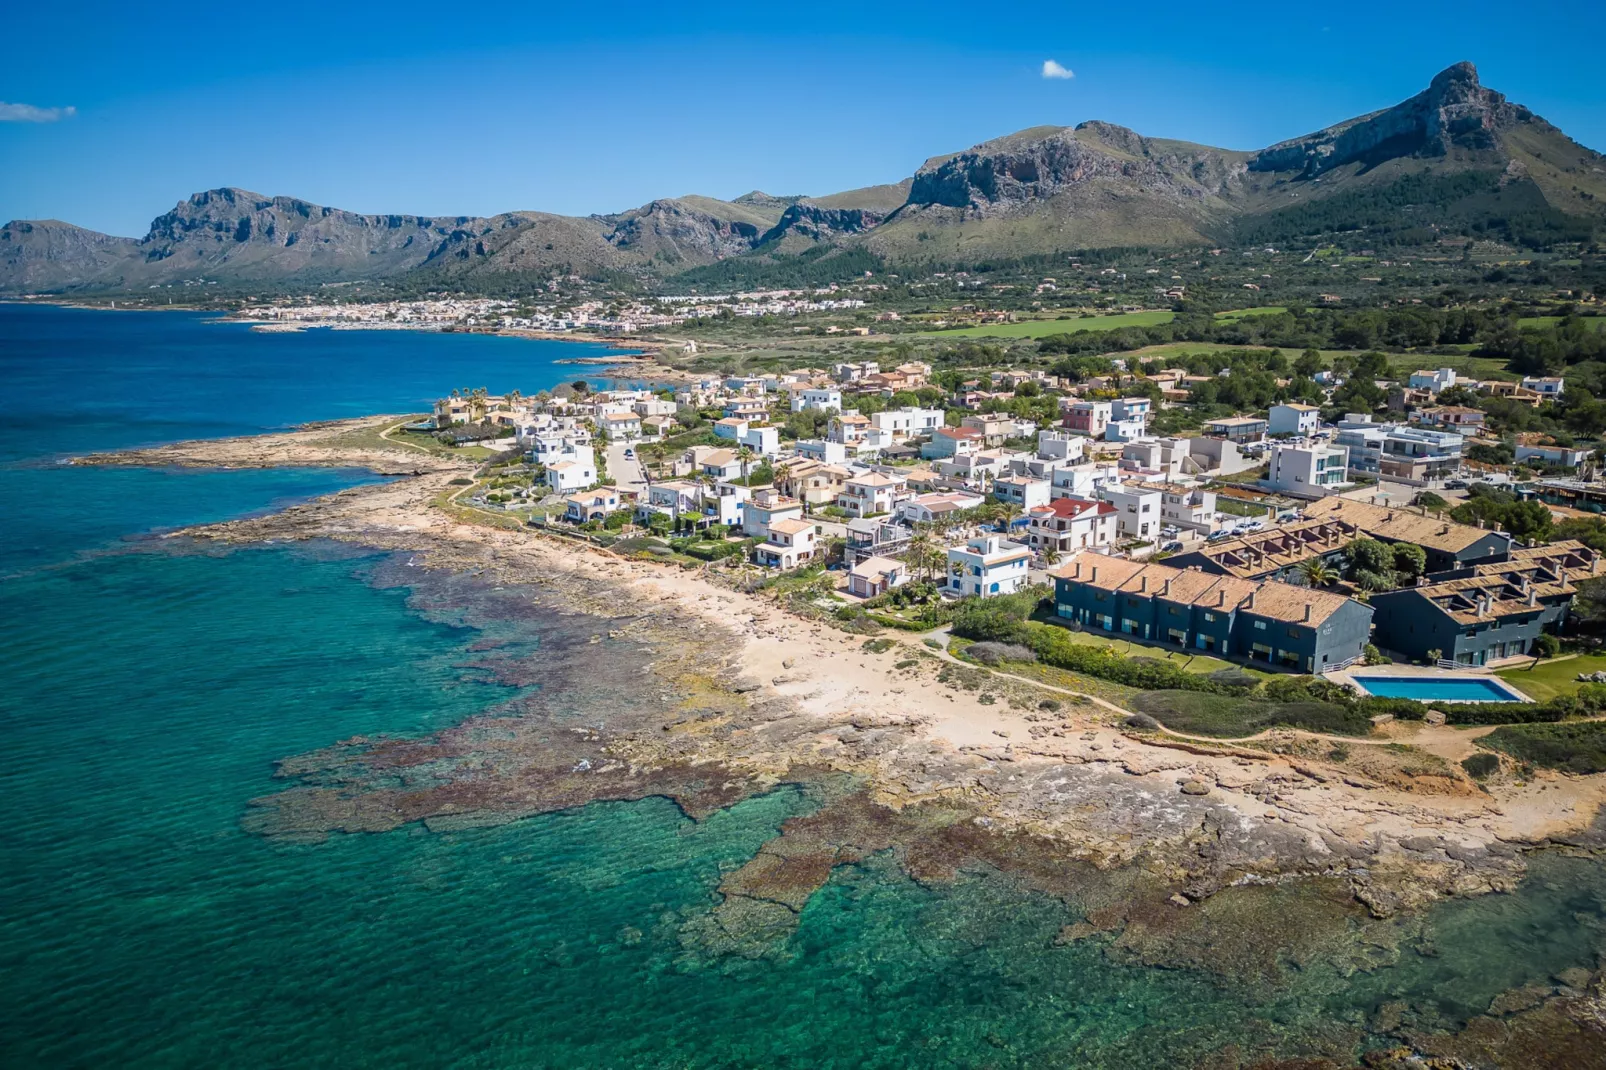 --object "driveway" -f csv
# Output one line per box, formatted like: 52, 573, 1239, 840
607, 438, 648, 495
